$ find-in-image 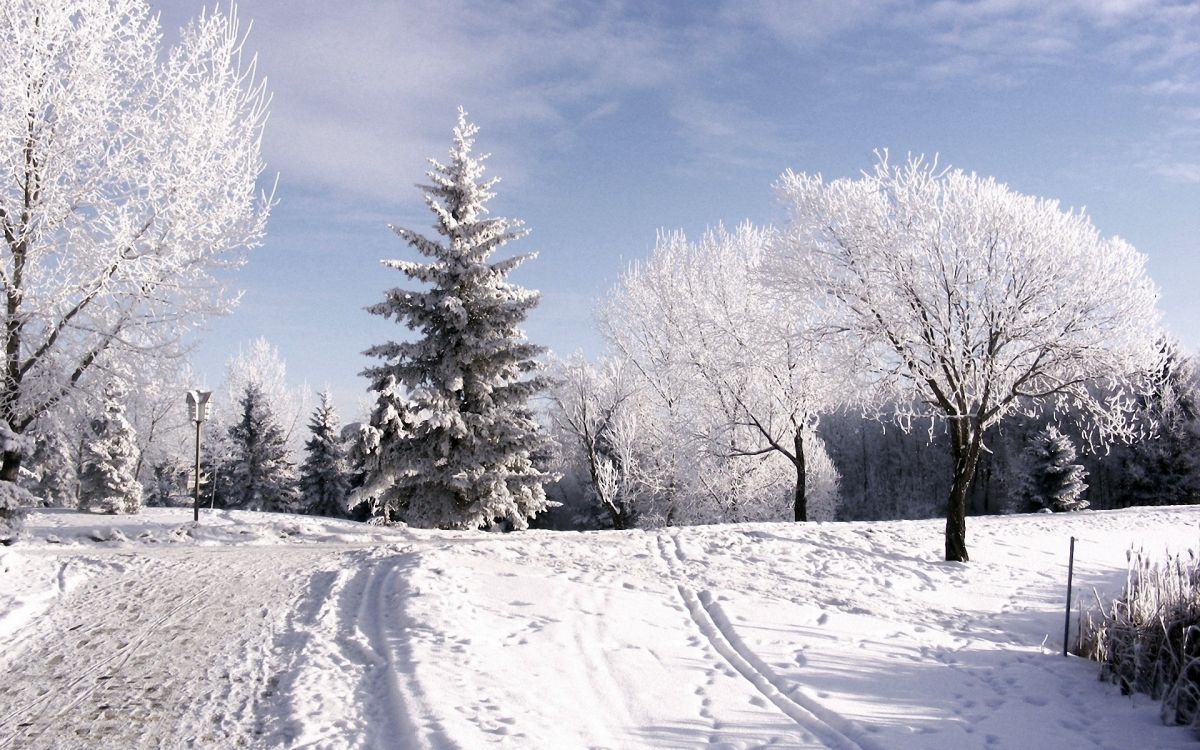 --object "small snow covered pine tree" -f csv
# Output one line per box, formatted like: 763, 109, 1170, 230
143, 460, 183, 507
27, 428, 78, 507
225, 383, 299, 513
299, 390, 350, 517
1018, 425, 1089, 513
79, 381, 143, 514
350, 374, 418, 522
361, 109, 555, 530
